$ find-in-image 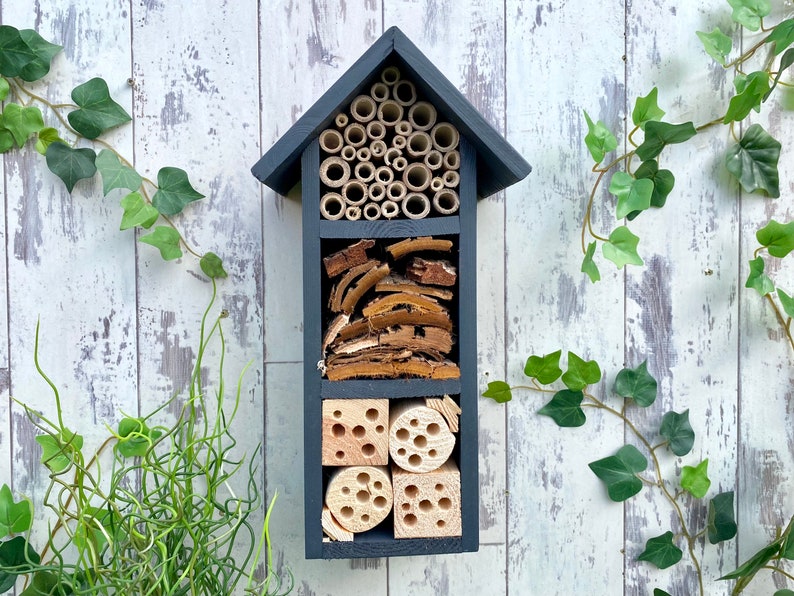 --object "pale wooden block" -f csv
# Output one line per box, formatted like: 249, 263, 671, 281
322, 399, 389, 466
325, 466, 393, 533
392, 461, 461, 539
424, 394, 461, 432
389, 398, 455, 472
321, 505, 354, 542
